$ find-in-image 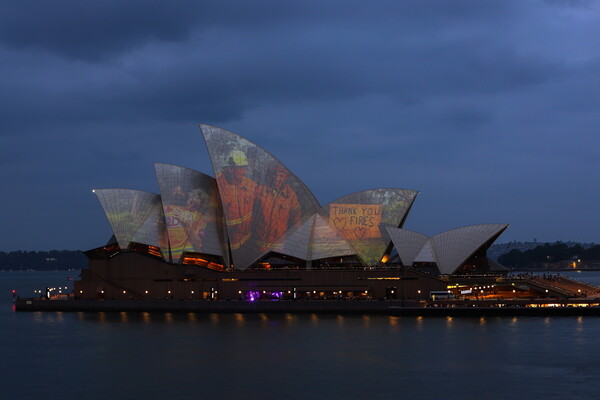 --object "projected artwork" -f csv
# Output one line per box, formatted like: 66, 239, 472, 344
155, 163, 228, 263
326, 189, 418, 265
94, 189, 168, 258
201, 124, 319, 267
329, 204, 383, 240
131, 199, 169, 259
309, 212, 356, 260
94, 125, 429, 269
